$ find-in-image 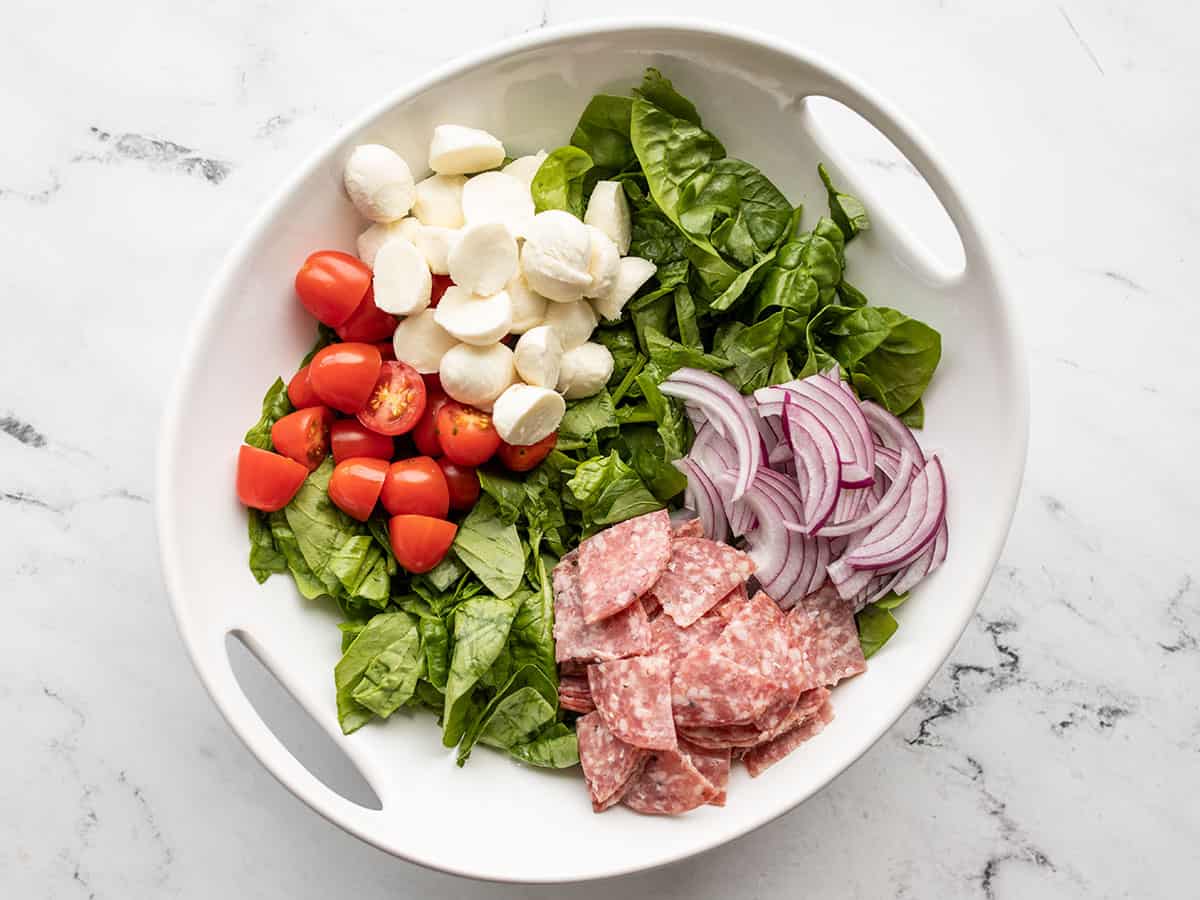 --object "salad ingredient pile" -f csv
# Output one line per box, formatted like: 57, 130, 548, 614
234, 67, 948, 799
